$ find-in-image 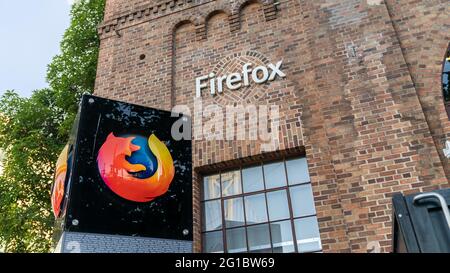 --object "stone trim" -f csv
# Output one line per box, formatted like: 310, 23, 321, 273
98, 0, 280, 38
194, 146, 305, 175
98, 0, 202, 37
